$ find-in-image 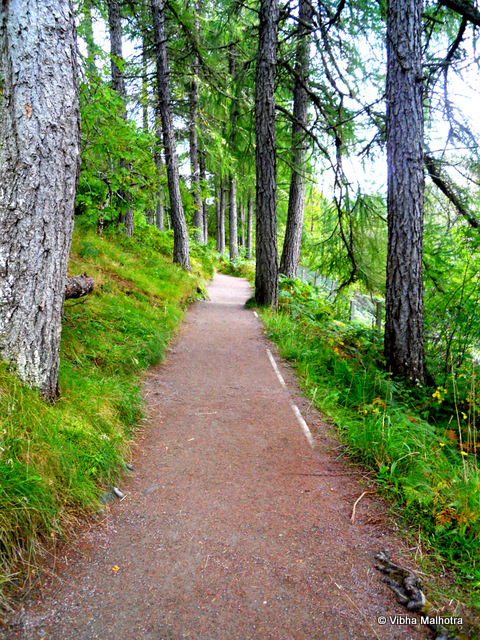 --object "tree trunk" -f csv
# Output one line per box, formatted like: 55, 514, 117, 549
142, 28, 149, 132
151, 0, 190, 269
217, 175, 226, 254
0, 0, 80, 401
255, 0, 279, 307
279, 0, 312, 278
83, 0, 96, 74
200, 148, 208, 243
189, 79, 203, 241
228, 45, 239, 261
107, 0, 134, 237
155, 120, 165, 232
229, 176, 239, 260
239, 199, 246, 250
384, 0, 425, 383
247, 193, 253, 260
